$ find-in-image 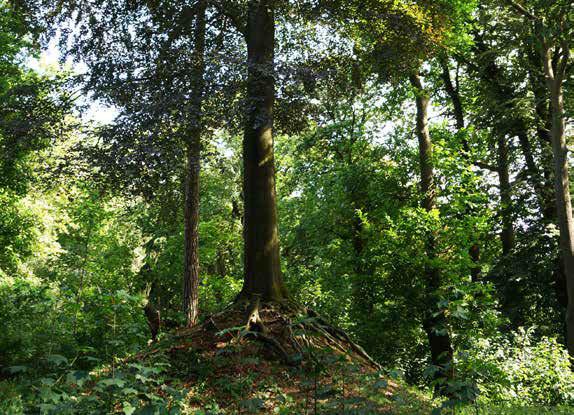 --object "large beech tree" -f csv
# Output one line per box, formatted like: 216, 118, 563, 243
240, 0, 287, 301
214, 0, 289, 301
